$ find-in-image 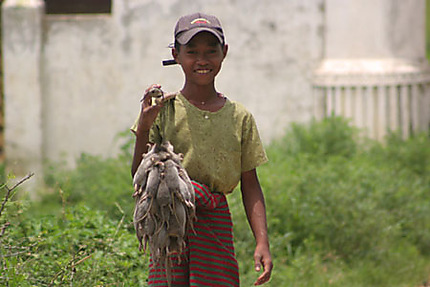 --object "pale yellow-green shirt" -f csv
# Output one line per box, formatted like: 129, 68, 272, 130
131, 92, 267, 194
